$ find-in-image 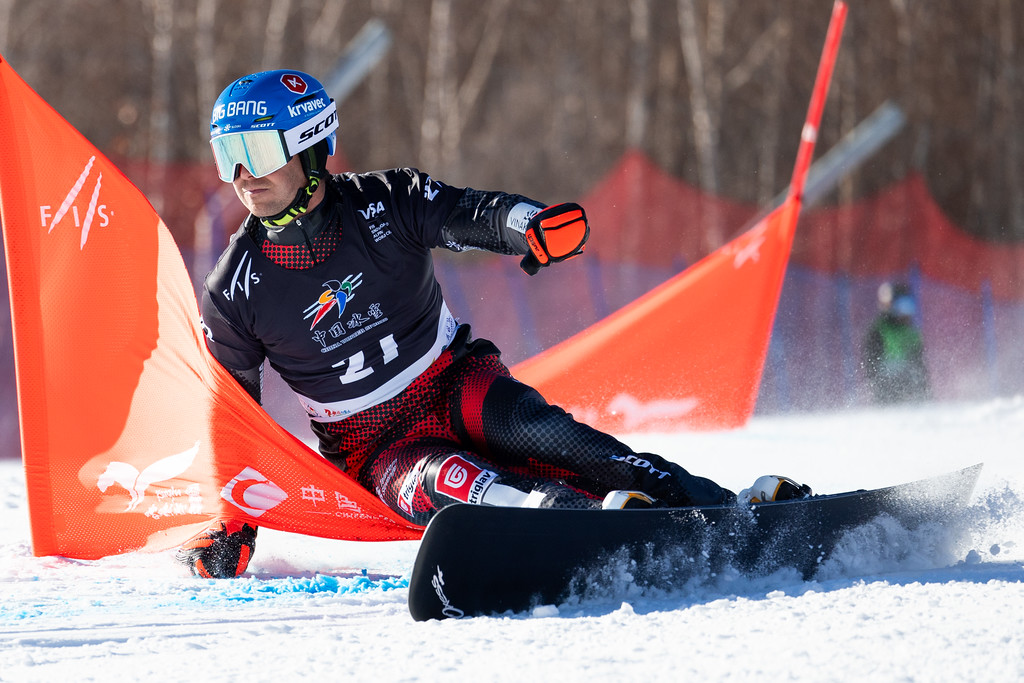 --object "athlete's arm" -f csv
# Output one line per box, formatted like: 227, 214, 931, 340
225, 365, 263, 404
438, 188, 544, 256
200, 279, 268, 404
441, 190, 589, 276
387, 168, 586, 268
